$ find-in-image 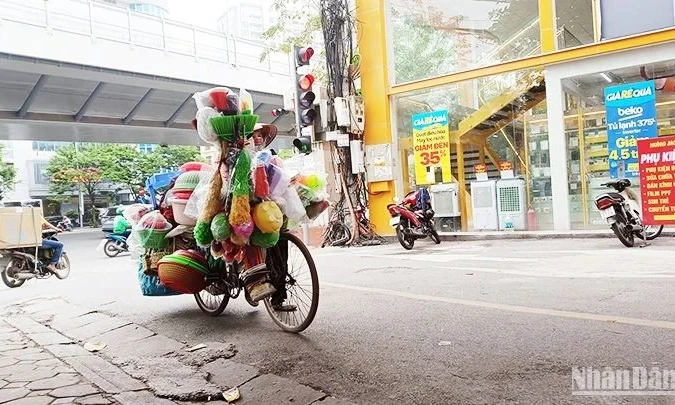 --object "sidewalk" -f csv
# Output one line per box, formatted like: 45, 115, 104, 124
2, 297, 352, 405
